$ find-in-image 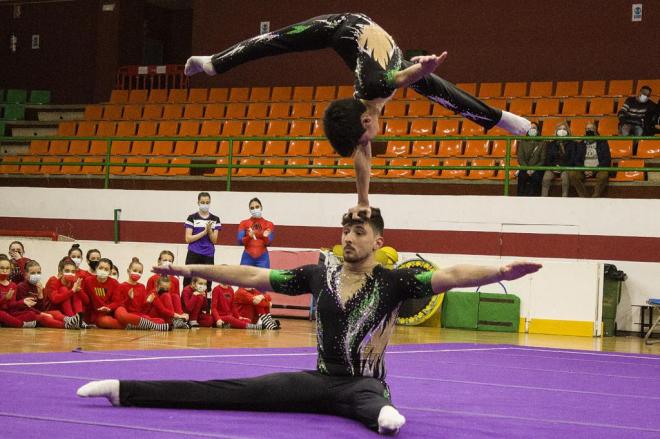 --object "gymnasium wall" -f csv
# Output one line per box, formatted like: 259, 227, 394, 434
190, 0, 659, 87
1, 187, 659, 334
